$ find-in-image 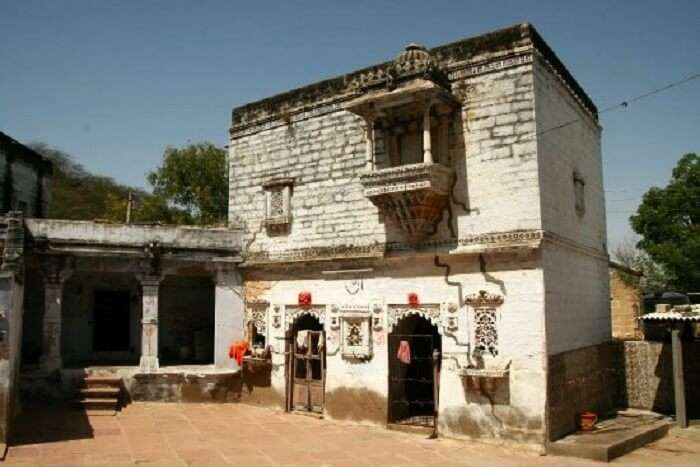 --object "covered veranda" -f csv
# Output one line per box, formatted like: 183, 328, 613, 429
19, 219, 244, 401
